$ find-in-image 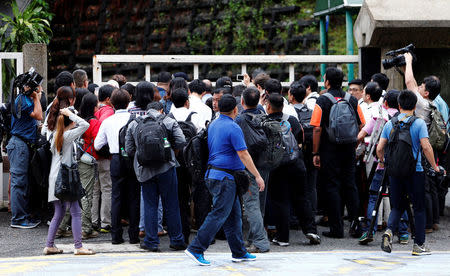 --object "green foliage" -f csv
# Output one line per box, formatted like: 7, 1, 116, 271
0, 0, 53, 99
